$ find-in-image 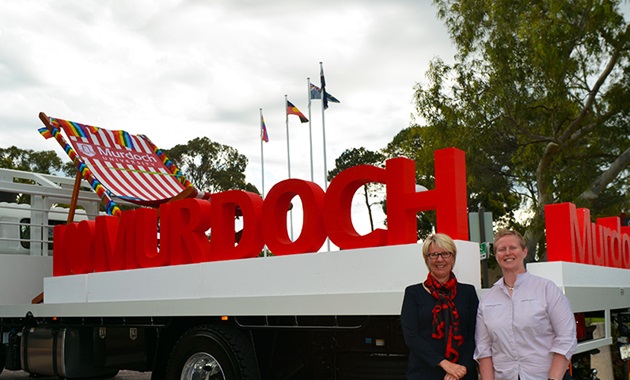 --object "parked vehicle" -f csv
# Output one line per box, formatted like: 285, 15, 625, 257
0, 149, 627, 379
